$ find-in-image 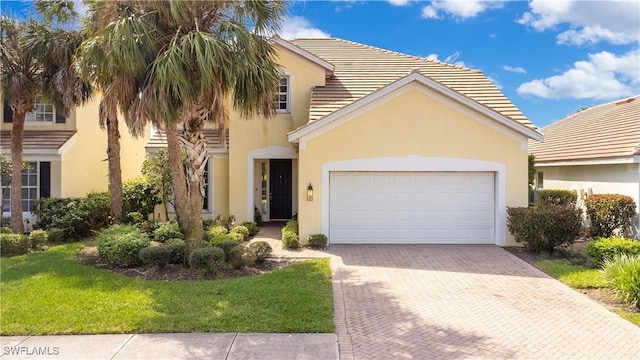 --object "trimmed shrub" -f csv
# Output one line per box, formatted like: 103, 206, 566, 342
537, 189, 577, 206
213, 214, 236, 230
189, 246, 225, 274
307, 234, 328, 249
230, 225, 250, 240
602, 254, 640, 309
207, 225, 229, 238
123, 176, 161, 220
126, 212, 145, 226
585, 194, 637, 238
1, 226, 11, 234
28, 229, 48, 250
228, 245, 256, 269
164, 238, 186, 264
0, 233, 29, 257
202, 218, 217, 229
96, 225, 150, 267
219, 239, 241, 260
153, 221, 183, 242
227, 232, 245, 243
139, 246, 172, 269
282, 231, 300, 249
240, 221, 259, 236
248, 241, 273, 263
586, 237, 640, 265
47, 228, 66, 244
281, 220, 300, 249
32, 192, 110, 240
507, 205, 582, 253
